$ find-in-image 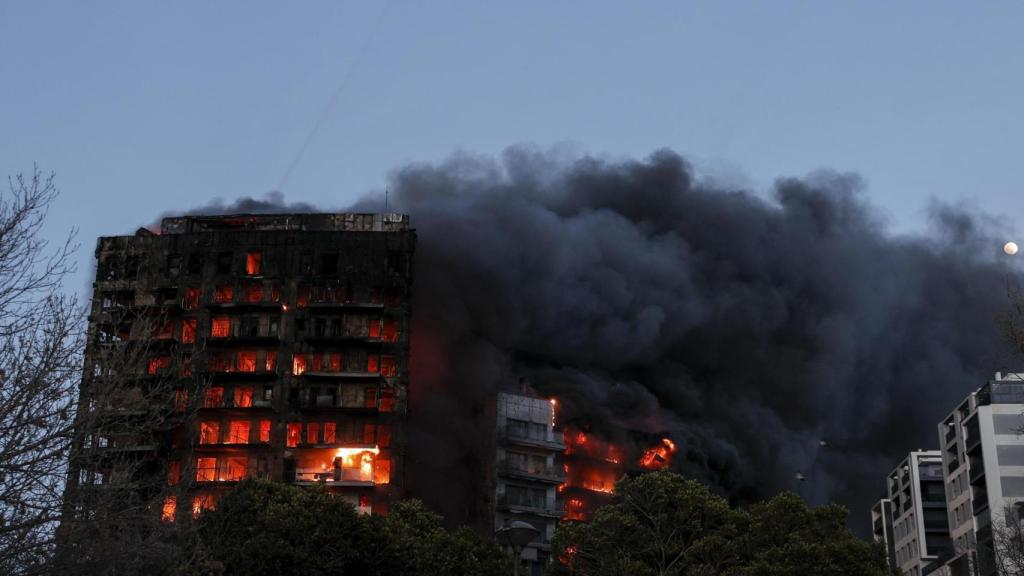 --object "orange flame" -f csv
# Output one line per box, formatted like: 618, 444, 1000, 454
336, 446, 379, 477
638, 438, 677, 470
